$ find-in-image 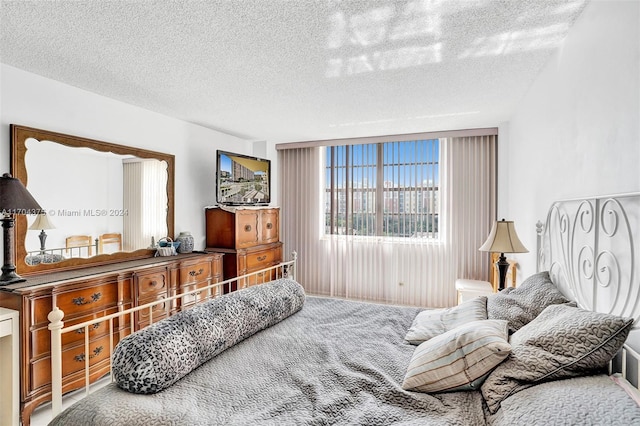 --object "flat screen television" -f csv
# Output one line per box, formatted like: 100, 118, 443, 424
216, 150, 271, 206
